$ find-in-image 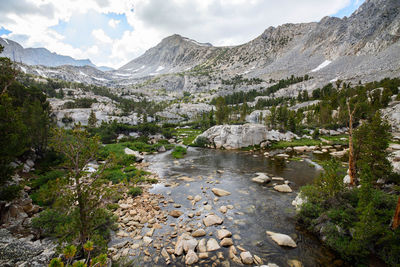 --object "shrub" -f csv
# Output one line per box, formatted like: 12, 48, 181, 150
172, 146, 187, 159
128, 187, 142, 197
0, 185, 22, 201
30, 170, 65, 189
194, 136, 209, 147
